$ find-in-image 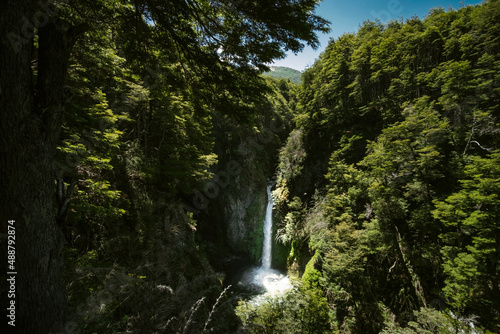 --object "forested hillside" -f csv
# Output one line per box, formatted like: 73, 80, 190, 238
252, 1, 500, 333
1, 0, 499, 333
264, 66, 303, 84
